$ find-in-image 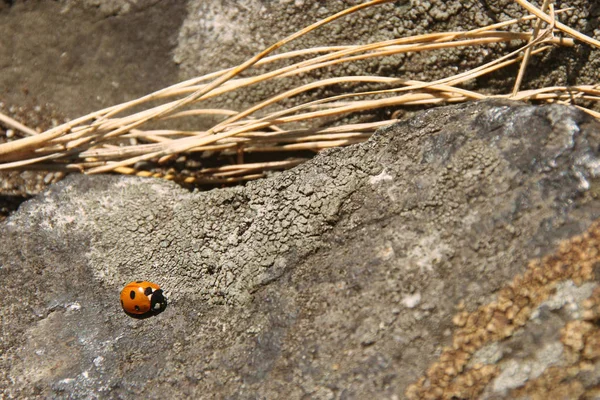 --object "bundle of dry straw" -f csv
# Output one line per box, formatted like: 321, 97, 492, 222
0, 0, 599, 185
